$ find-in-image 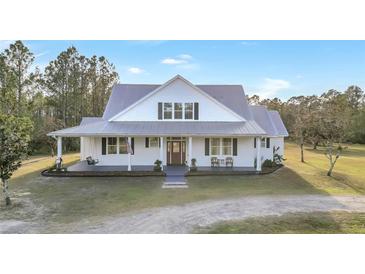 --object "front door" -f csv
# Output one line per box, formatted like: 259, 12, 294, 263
167, 141, 186, 165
